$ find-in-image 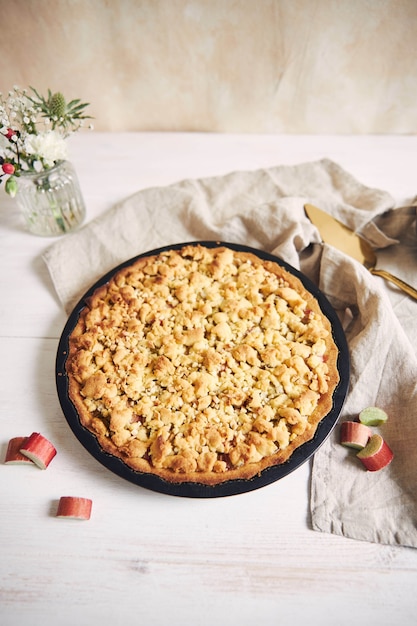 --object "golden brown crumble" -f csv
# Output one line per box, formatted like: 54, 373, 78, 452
67, 245, 339, 484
